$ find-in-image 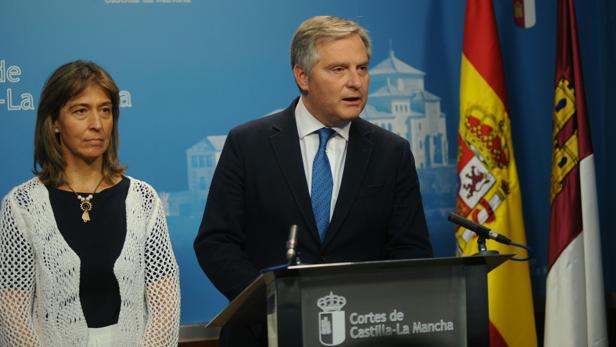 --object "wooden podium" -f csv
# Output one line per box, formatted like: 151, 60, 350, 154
206, 255, 510, 347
